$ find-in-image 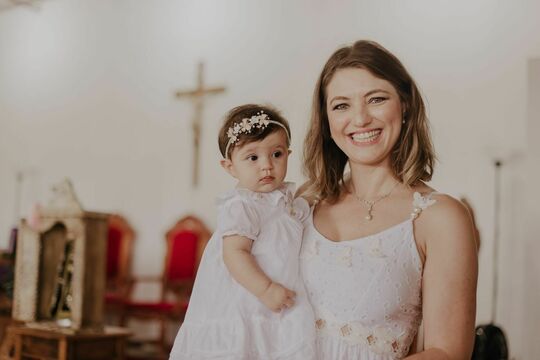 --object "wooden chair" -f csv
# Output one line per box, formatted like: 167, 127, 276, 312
0, 242, 16, 360
104, 214, 135, 325
120, 215, 211, 356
